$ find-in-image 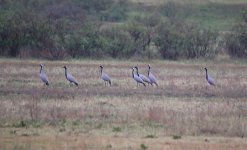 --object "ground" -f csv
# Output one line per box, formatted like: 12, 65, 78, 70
0, 58, 246, 150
